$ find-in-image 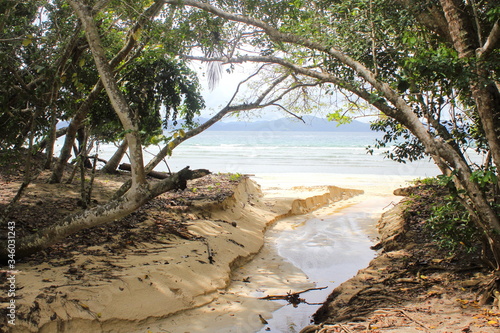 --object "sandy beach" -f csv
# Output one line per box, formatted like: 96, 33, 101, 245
133, 174, 406, 333
1, 171, 403, 333
4, 170, 496, 333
